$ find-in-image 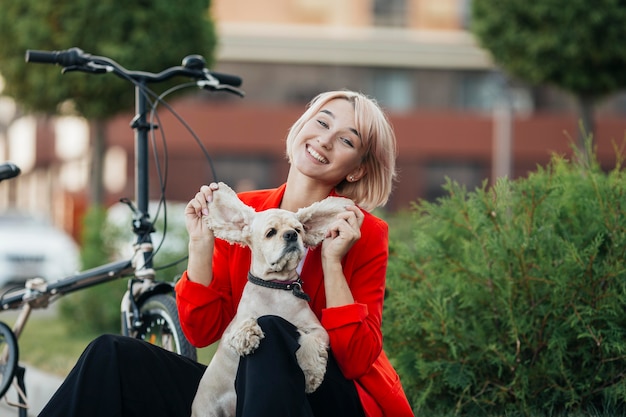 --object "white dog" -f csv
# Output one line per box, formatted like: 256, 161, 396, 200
190, 182, 353, 417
